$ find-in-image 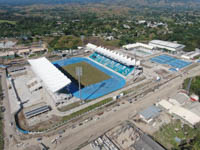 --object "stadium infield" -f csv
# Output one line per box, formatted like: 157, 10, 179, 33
53, 57, 126, 100
62, 61, 110, 87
